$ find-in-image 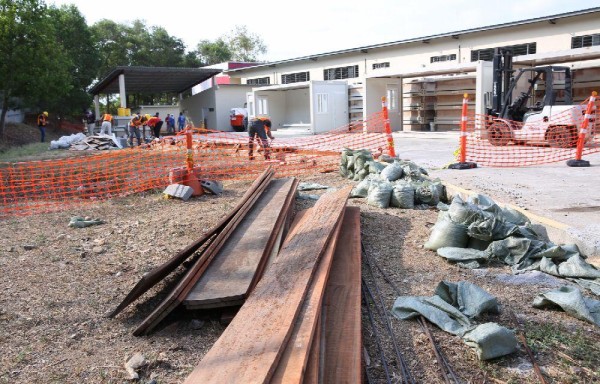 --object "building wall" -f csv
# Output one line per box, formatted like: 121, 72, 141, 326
181, 85, 253, 131
232, 12, 600, 86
